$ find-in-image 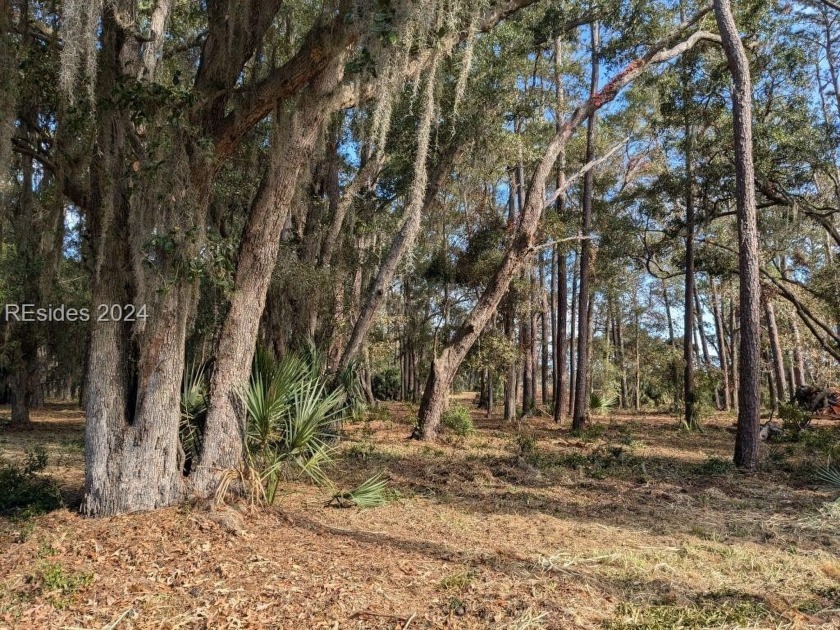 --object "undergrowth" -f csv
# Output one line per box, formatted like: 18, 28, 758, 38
604, 591, 773, 629
0, 447, 62, 517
